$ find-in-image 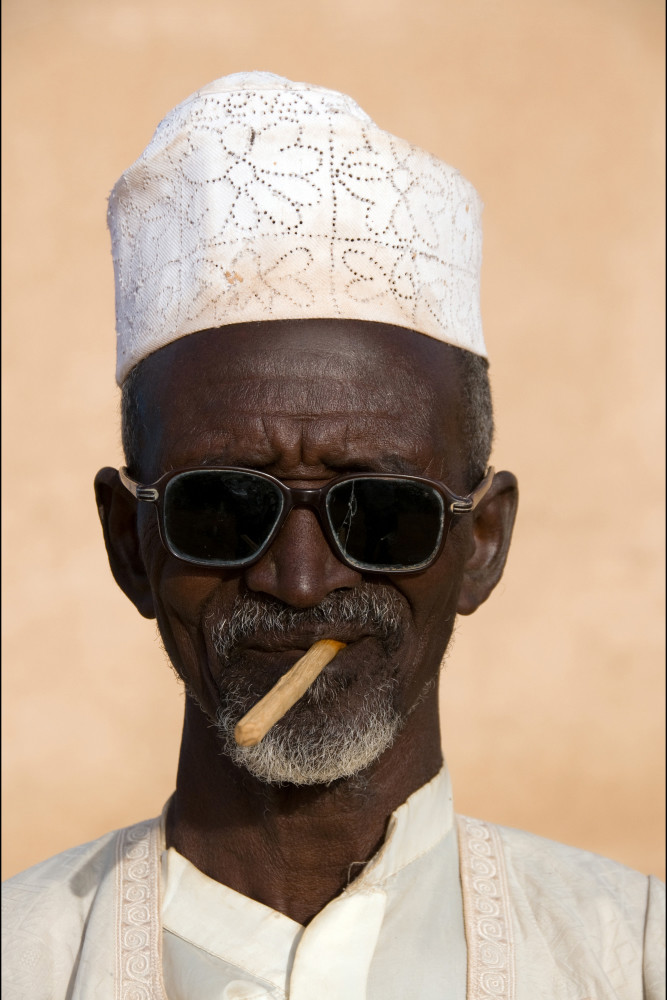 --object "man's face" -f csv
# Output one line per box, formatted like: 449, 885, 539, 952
121, 320, 475, 783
